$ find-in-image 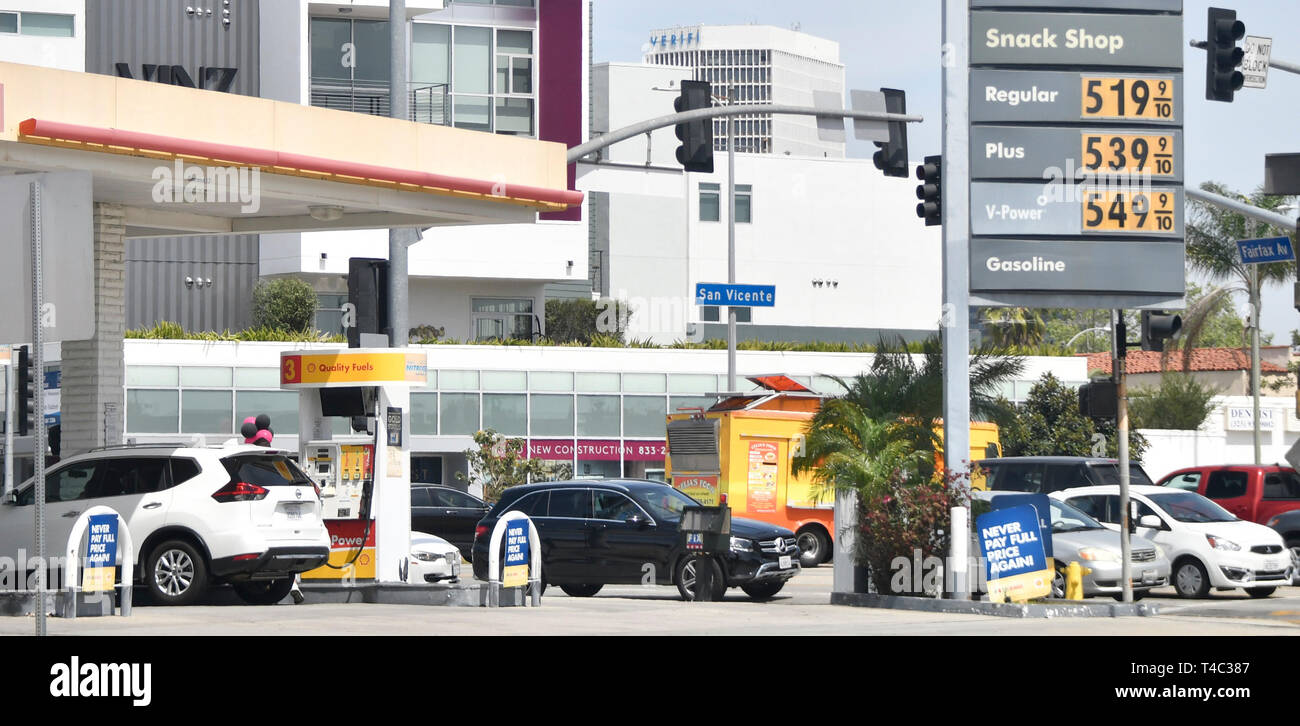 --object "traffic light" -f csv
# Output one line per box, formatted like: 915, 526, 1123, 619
915, 155, 941, 226
1079, 379, 1118, 420
1205, 7, 1246, 102
872, 88, 909, 178
673, 79, 714, 173
15, 345, 32, 436
1140, 311, 1182, 352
